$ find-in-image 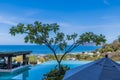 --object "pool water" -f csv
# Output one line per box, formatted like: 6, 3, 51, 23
0, 60, 91, 80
